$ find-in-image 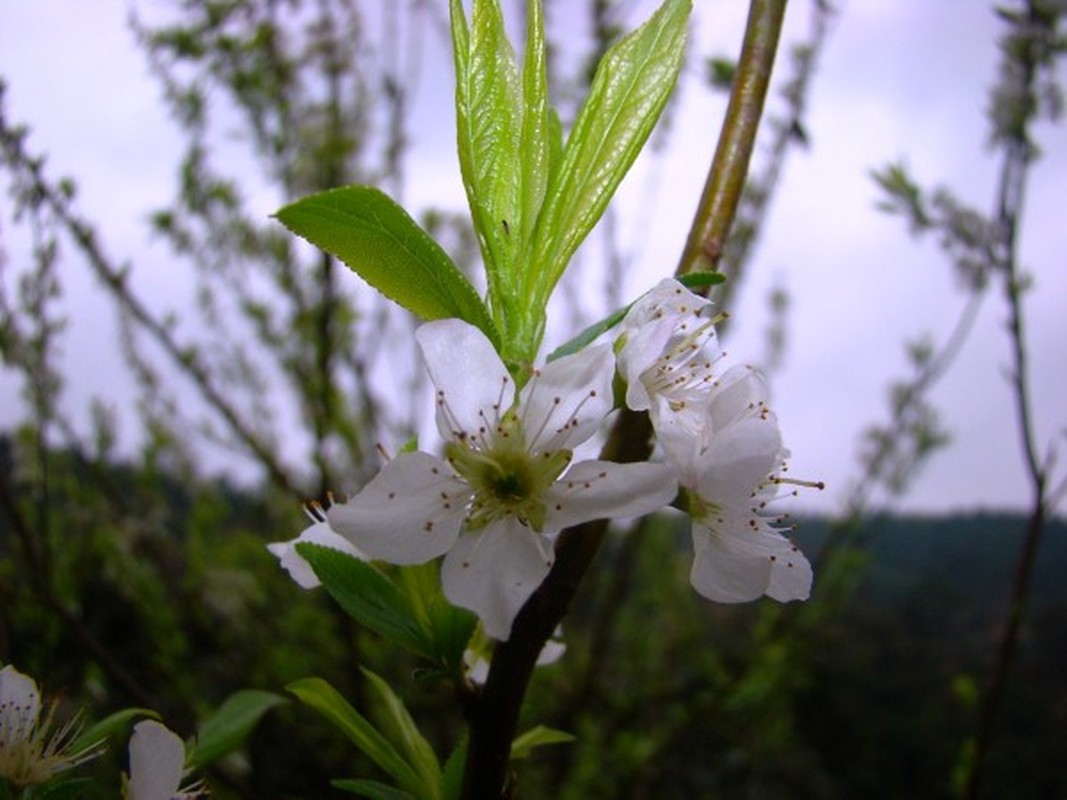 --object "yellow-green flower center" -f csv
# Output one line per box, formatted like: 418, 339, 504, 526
445, 415, 571, 531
